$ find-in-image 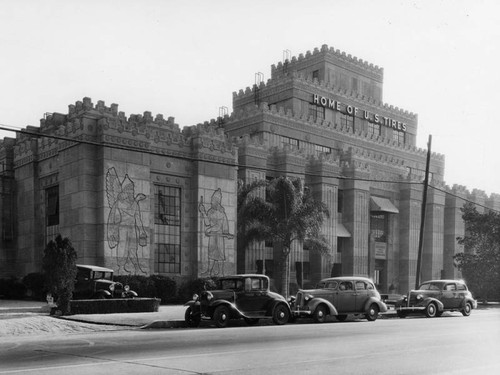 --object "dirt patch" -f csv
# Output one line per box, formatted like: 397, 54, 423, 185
0, 314, 125, 337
